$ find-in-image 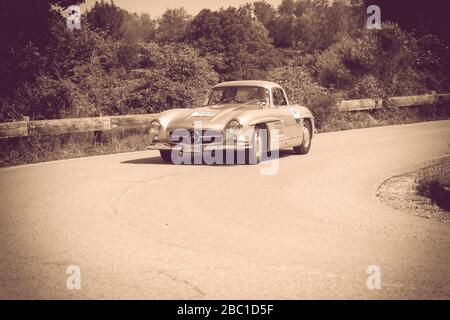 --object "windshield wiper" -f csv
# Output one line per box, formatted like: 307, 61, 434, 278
219, 97, 238, 104
242, 98, 264, 104
201, 97, 234, 106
